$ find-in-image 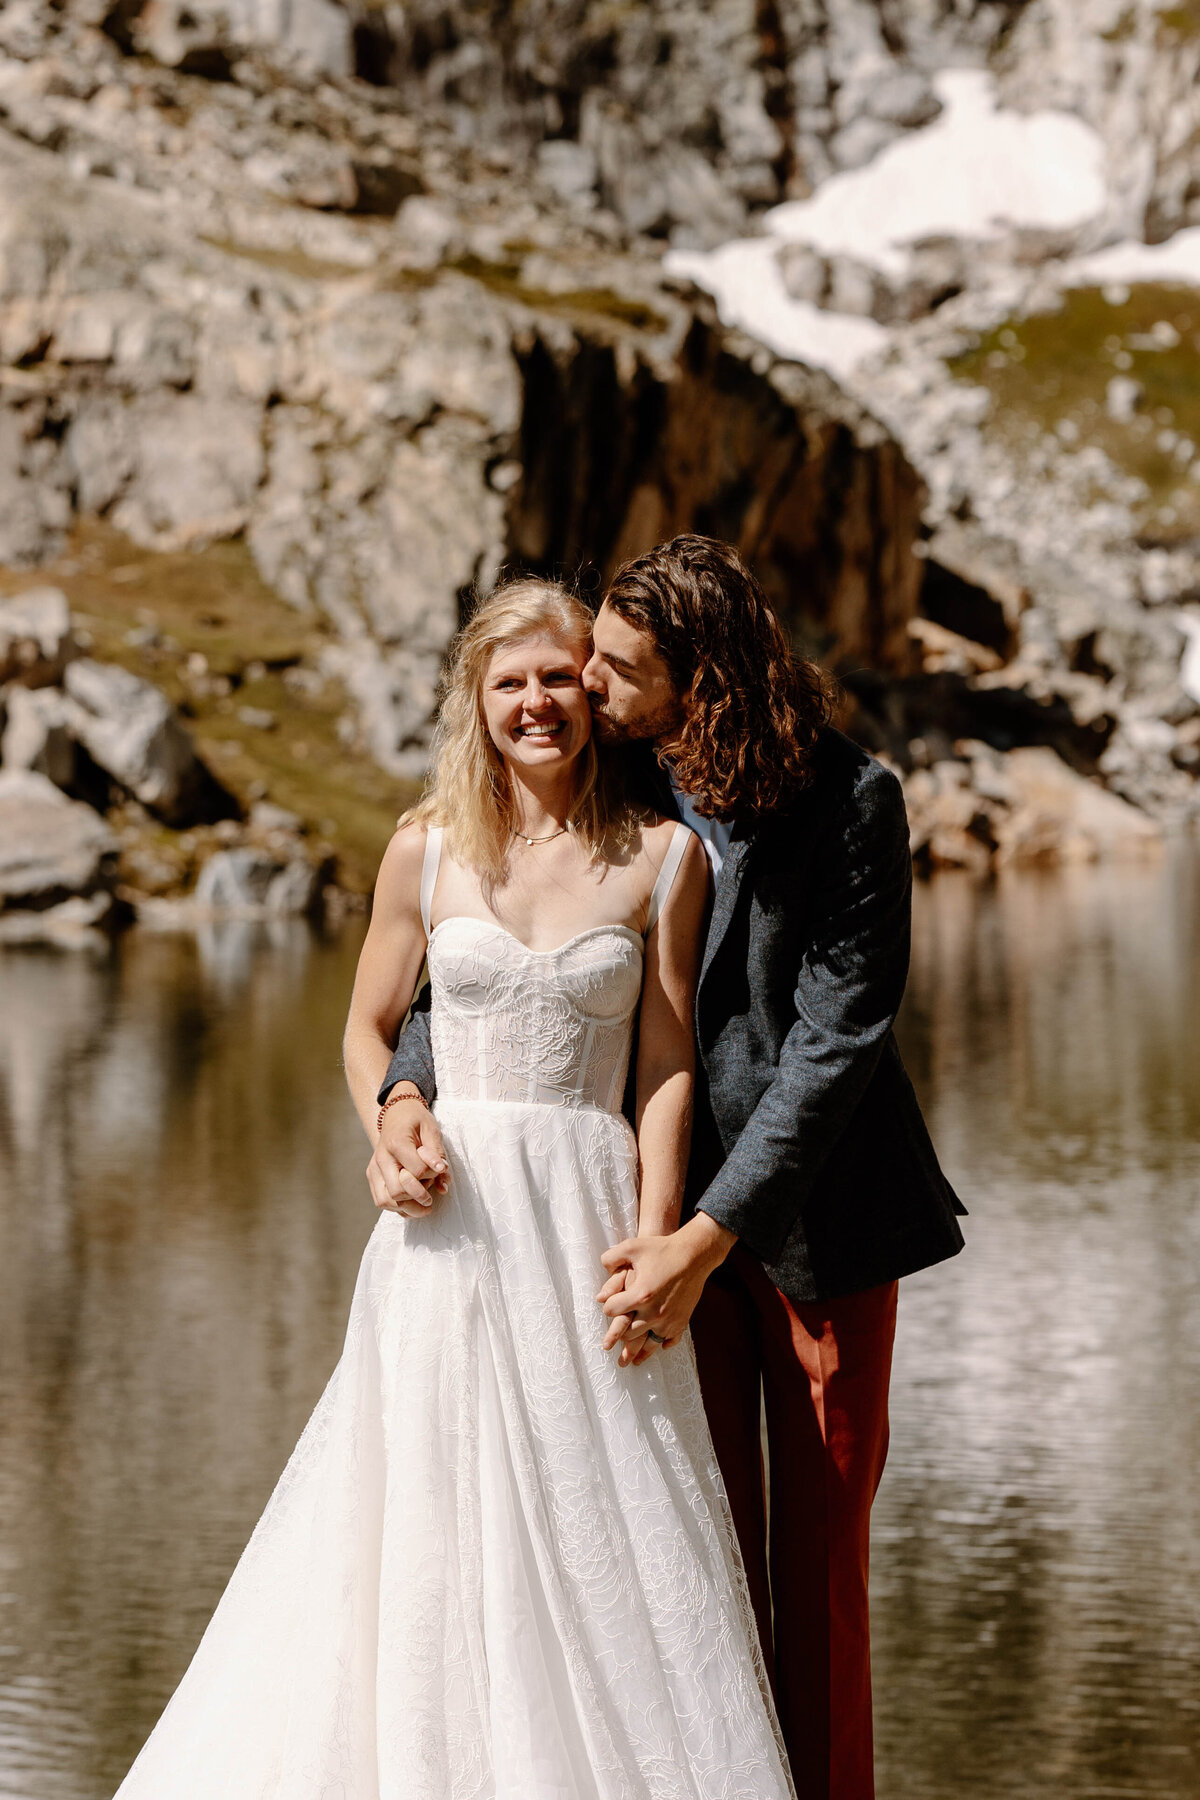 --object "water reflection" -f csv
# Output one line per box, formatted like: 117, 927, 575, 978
0, 855, 1197, 1799
0, 924, 375, 1800
881, 852, 1200, 1798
